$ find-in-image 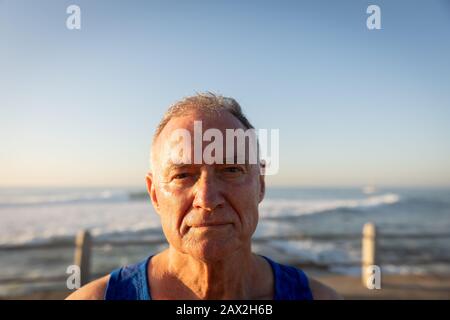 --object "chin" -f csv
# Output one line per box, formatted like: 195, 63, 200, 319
187, 238, 239, 262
